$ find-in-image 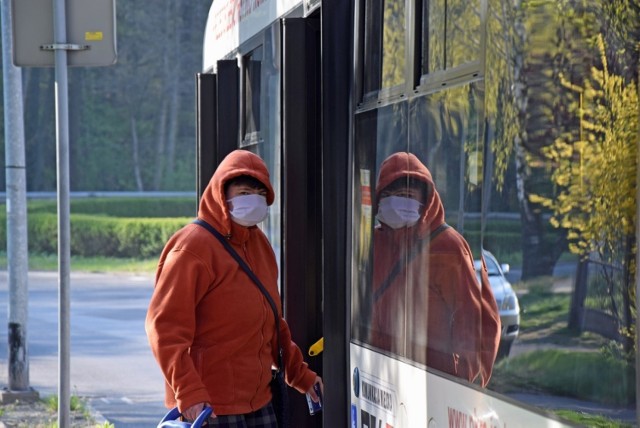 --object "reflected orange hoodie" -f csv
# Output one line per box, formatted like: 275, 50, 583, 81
370, 152, 500, 386
145, 150, 316, 414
